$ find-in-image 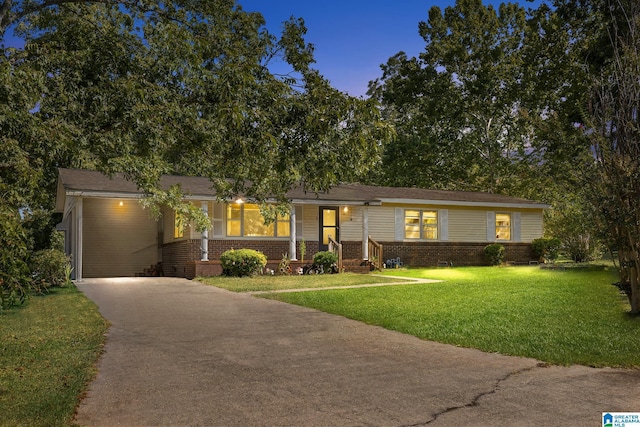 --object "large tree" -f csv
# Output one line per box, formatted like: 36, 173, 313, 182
1, 0, 392, 224
368, 0, 548, 195
577, 0, 640, 313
